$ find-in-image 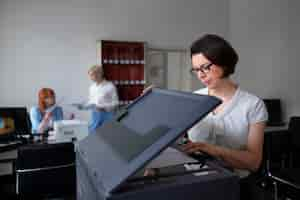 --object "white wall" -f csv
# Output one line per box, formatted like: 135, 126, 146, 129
167, 52, 183, 90
1, 0, 300, 121
0, 0, 229, 119
229, 0, 300, 120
